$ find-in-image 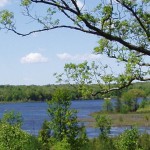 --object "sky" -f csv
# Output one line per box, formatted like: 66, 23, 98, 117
0, 0, 123, 85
